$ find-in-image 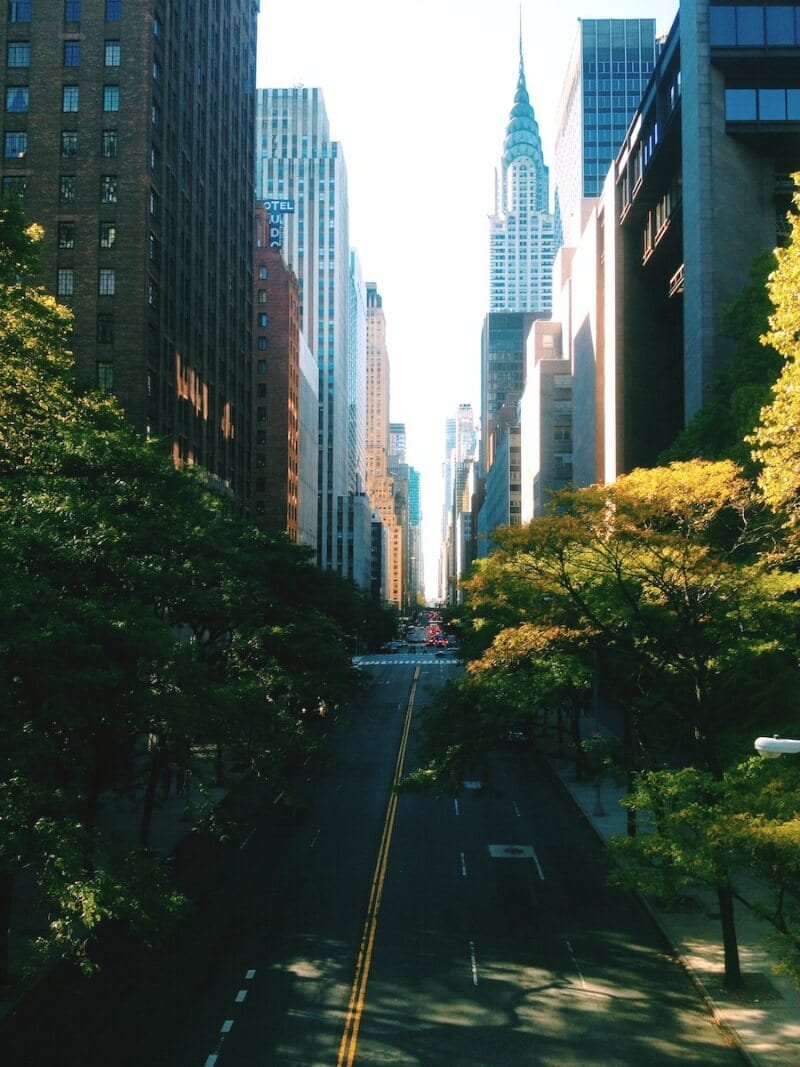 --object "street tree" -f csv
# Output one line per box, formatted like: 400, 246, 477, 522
749, 174, 800, 553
